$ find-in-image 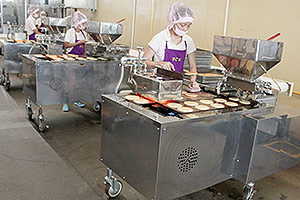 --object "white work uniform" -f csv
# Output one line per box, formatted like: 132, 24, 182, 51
25, 15, 37, 36
36, 18, 45, 27
148, 28, 196, 62
64, 28, 88, 53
